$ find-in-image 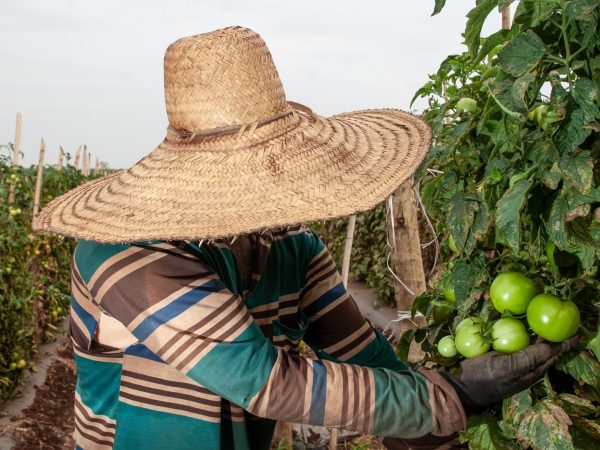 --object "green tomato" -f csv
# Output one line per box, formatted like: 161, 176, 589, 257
9, 362, 17, 370
491, 317, 530, 354
490, 272, 536, 315
437, 336, 457, 357
443, 286, 456, 303
448, 234, 458, 253
17, 359, 27, 369
527, 294, 580, 342
455, 324, 490, 358
430, 301, 453, 324
455, 316, 483, 334
456, 97, 478, 113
